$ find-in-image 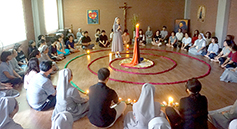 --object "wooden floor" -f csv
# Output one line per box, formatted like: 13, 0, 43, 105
13, 44, 237, 129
